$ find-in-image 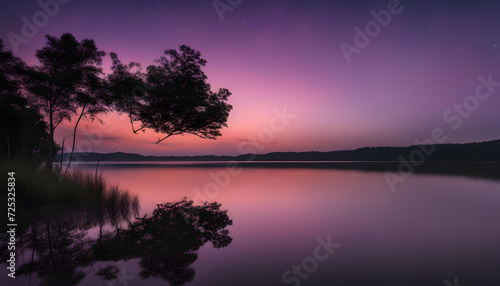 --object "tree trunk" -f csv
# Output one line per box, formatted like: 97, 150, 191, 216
46, 222, 55, 269
48, 112, 54, 170
60, 136, 65, 171
31, 223, 37, 265
65, 105, 86, 176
